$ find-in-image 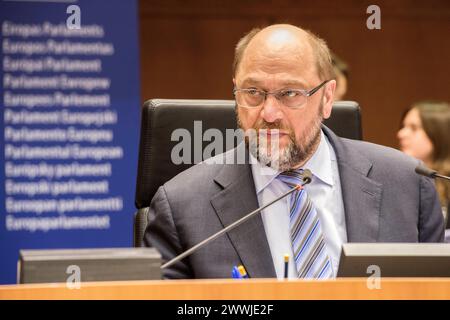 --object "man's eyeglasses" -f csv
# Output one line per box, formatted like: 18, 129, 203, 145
233, 80, 330, 109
